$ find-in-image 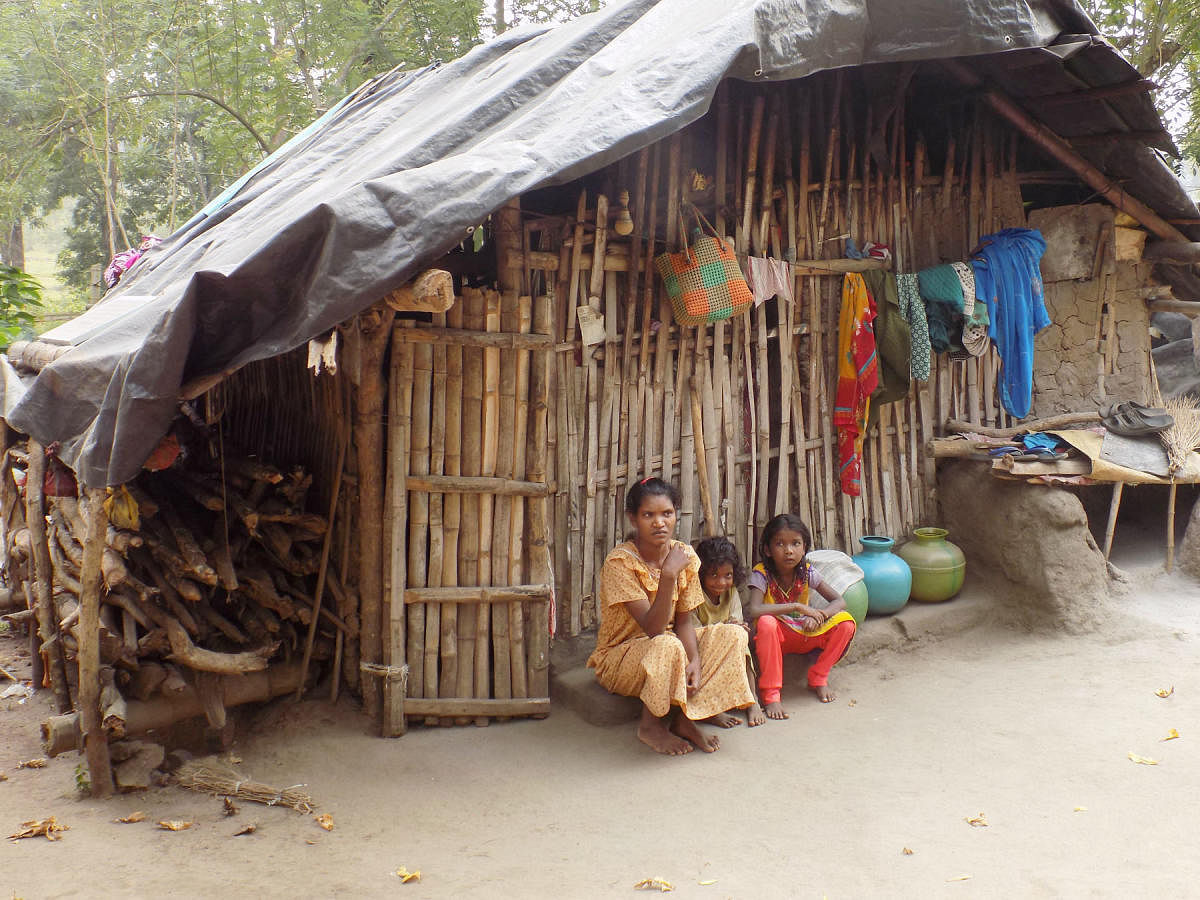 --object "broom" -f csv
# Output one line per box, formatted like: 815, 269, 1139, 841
1151, 358, 1200, 475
